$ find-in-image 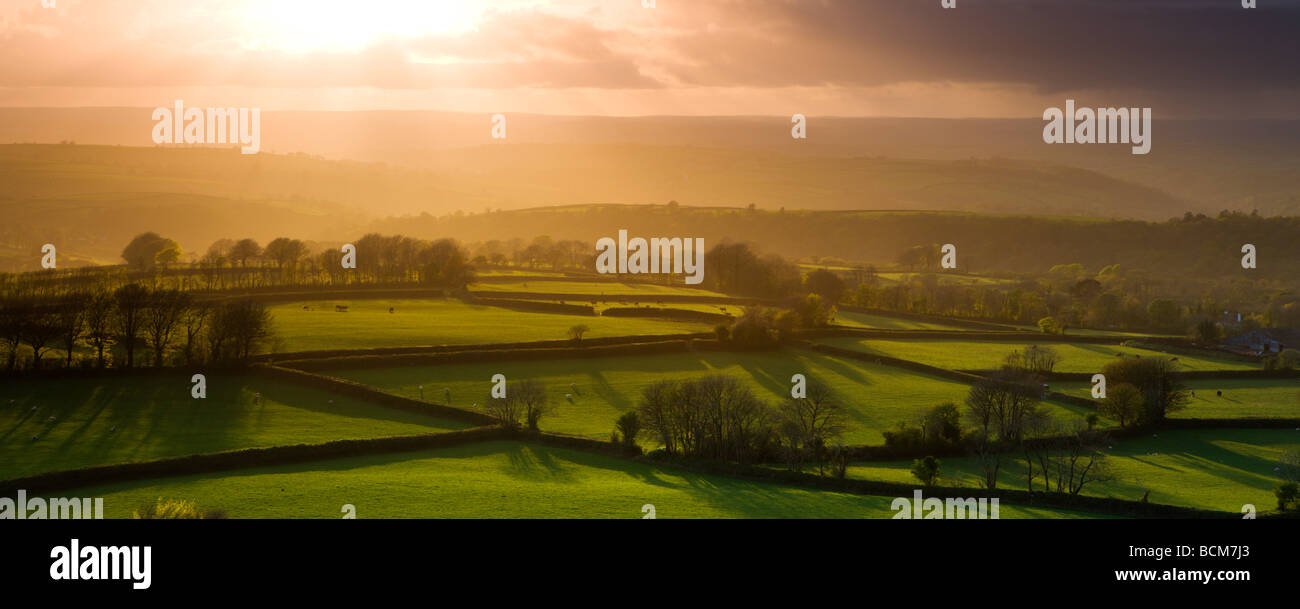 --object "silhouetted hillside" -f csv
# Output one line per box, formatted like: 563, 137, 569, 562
3, 109, 1298, 216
